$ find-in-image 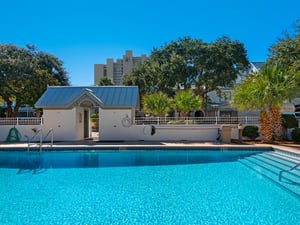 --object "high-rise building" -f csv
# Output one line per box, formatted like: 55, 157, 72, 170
94, 50, 147, 85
